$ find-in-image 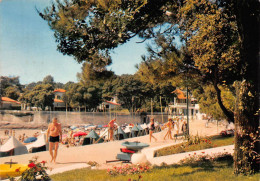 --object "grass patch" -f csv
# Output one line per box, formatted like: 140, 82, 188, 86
50, 160, 260, 181
154, 135, 234, 157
